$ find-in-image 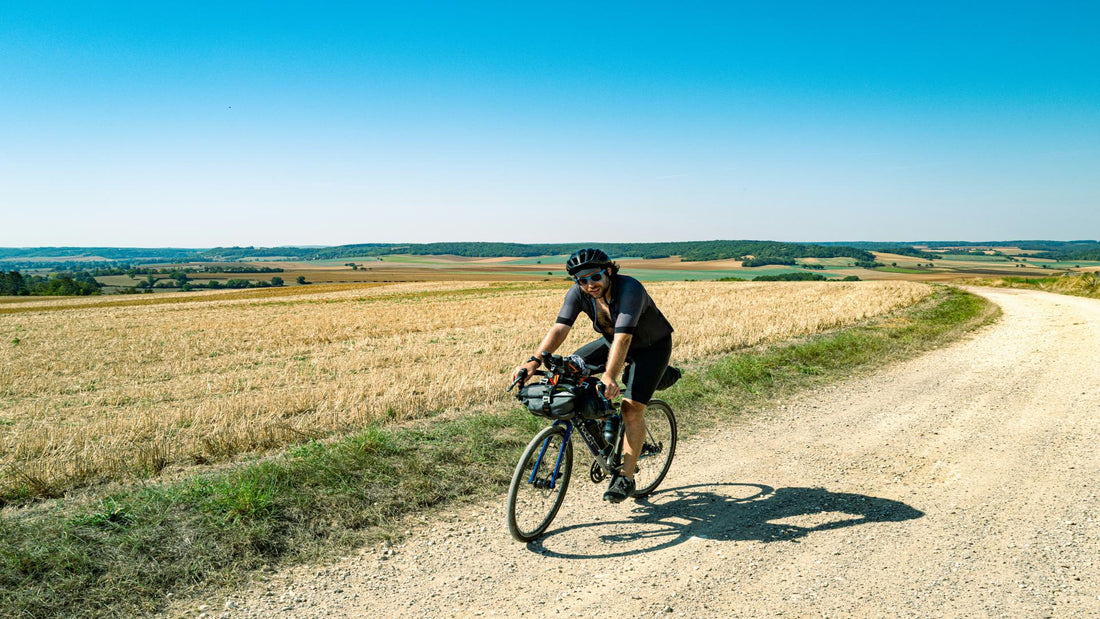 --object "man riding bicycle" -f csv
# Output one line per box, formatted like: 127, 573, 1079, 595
511, 248, 674, 503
